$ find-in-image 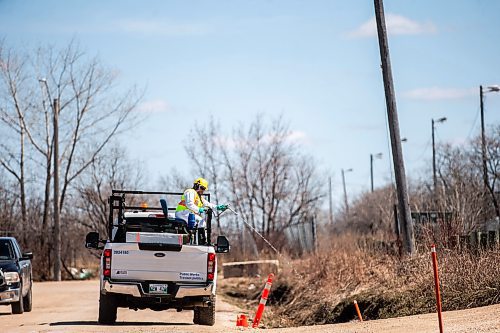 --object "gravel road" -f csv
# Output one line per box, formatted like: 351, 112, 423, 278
0, 280, 498, 333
